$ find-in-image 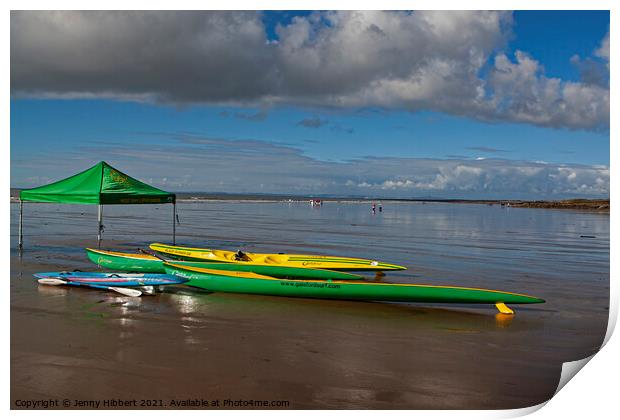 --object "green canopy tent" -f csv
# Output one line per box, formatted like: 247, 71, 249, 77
18, 161, 177, 248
